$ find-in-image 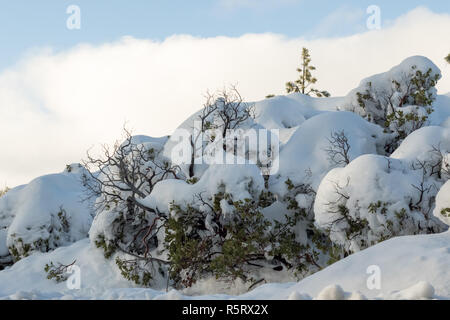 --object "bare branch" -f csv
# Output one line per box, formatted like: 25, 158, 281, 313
324, 130, 351, 166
